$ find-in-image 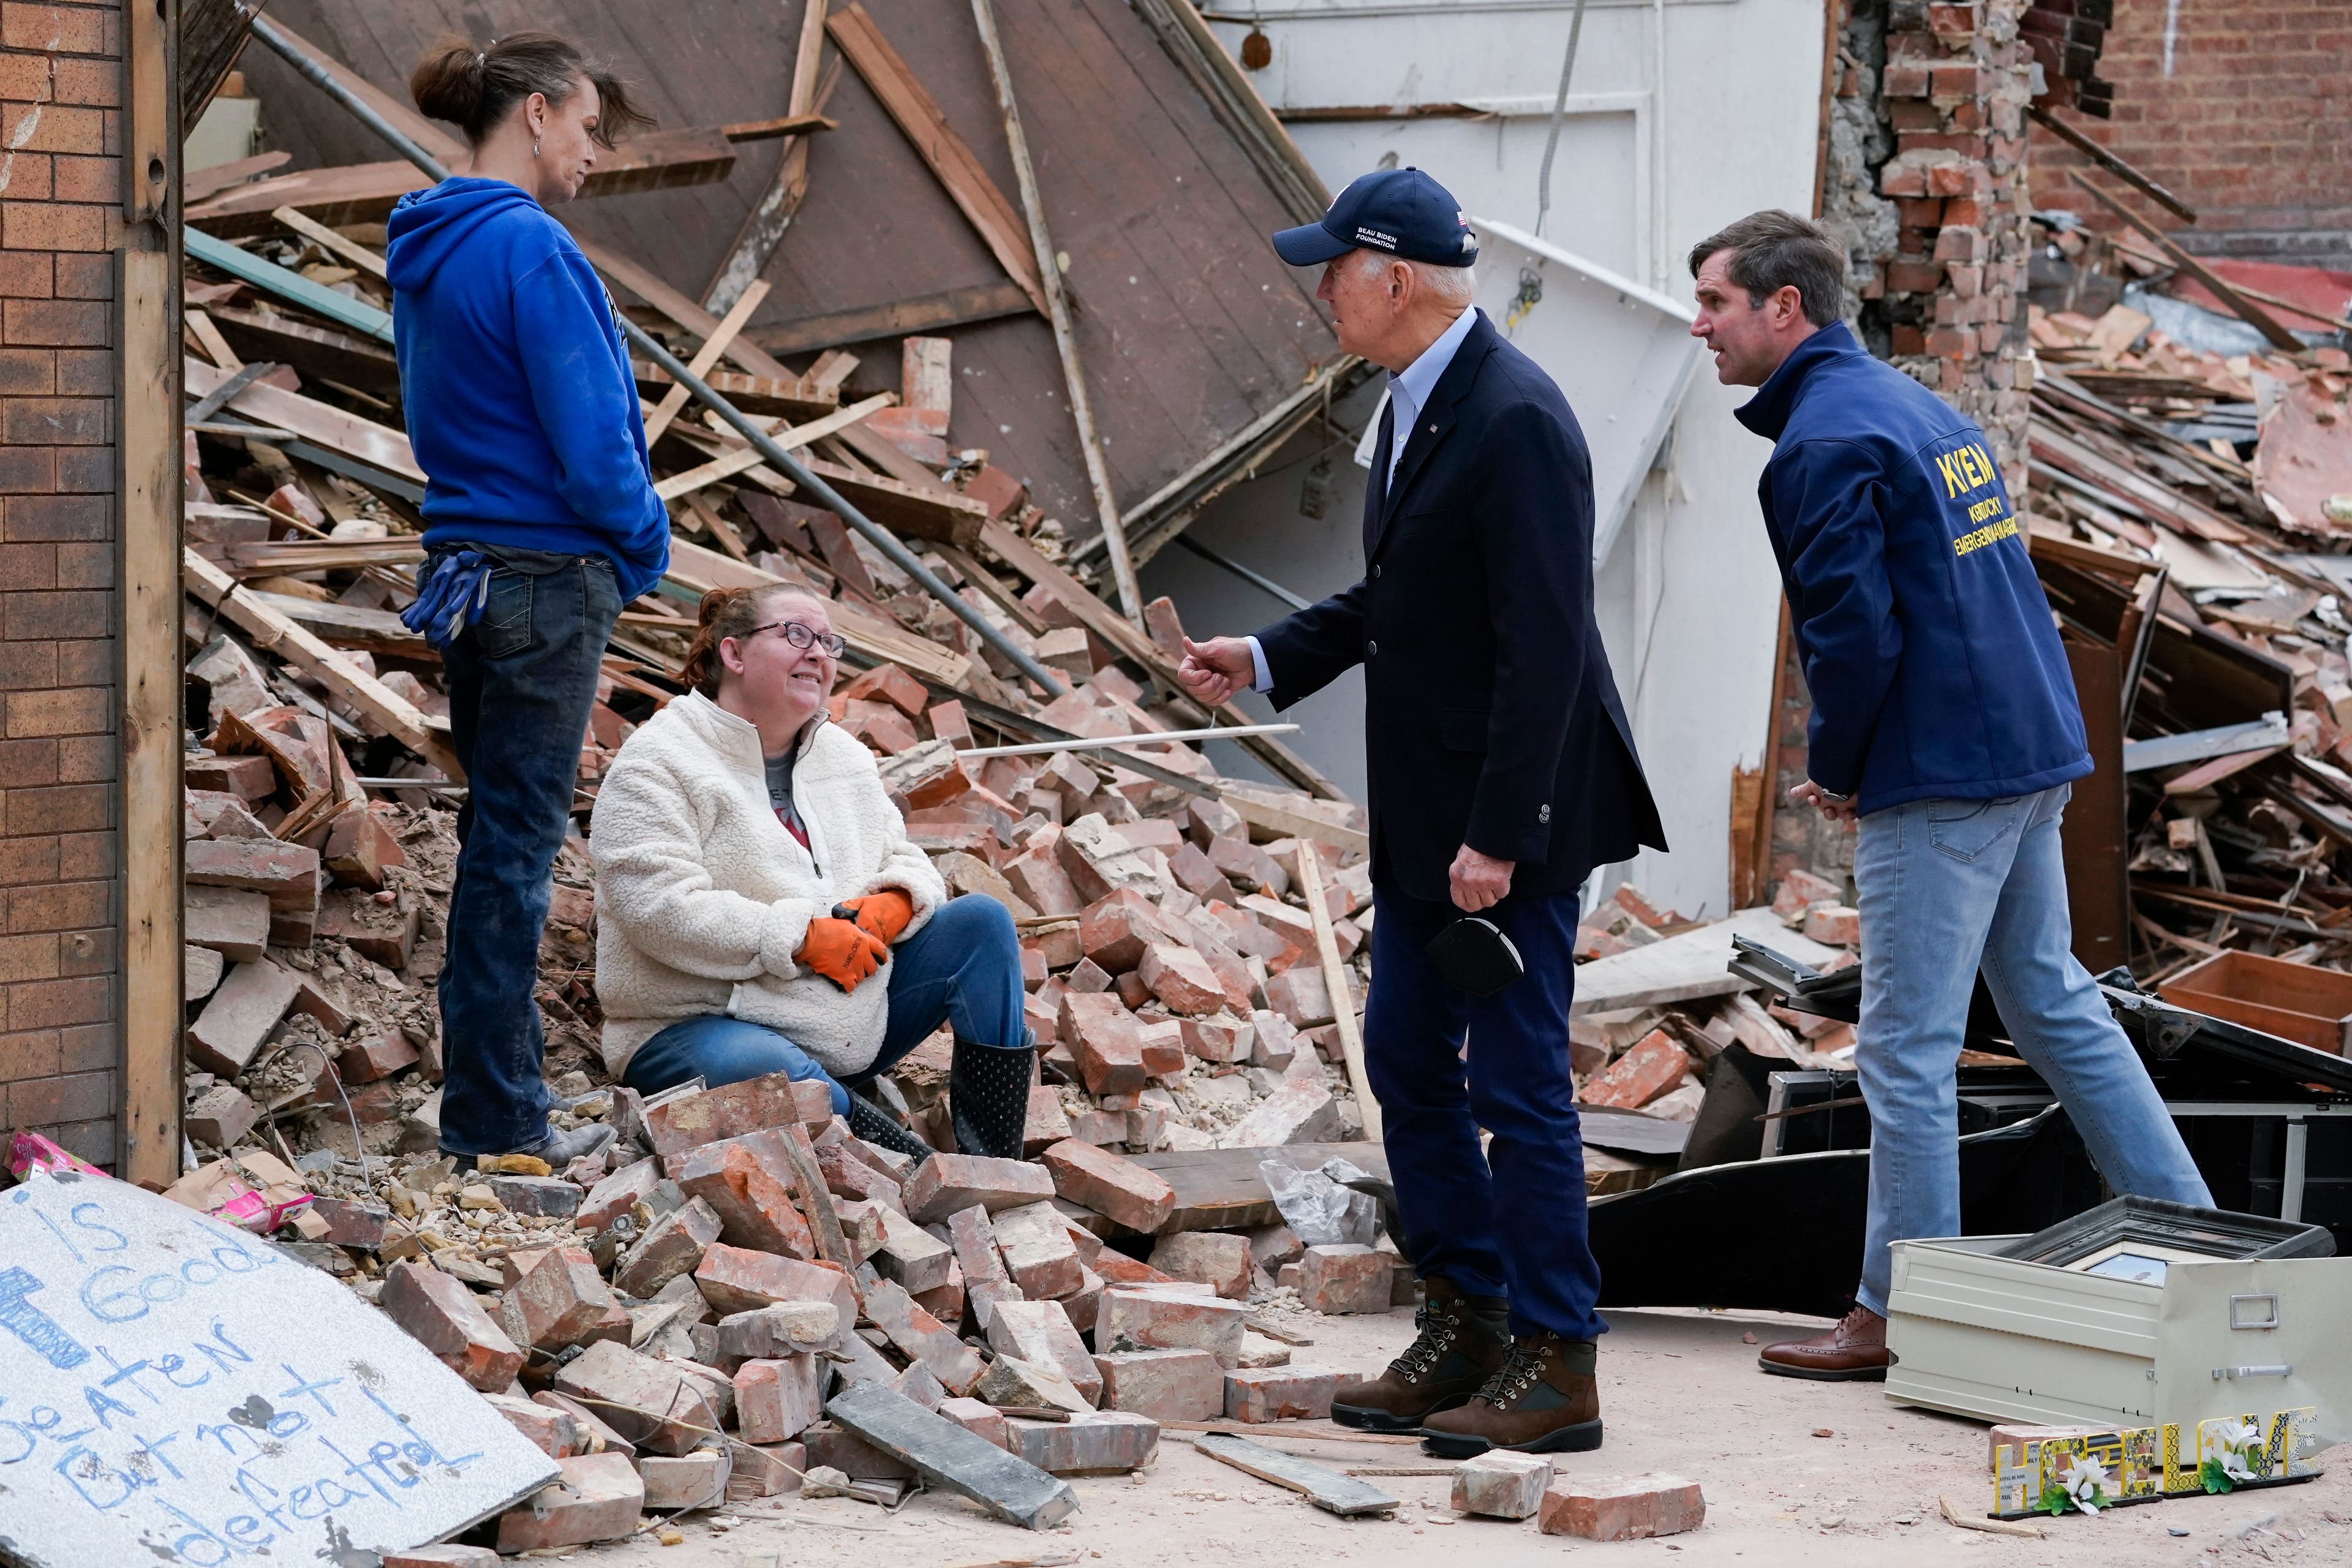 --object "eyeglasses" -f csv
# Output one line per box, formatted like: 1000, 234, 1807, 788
747, 619, 846, 657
